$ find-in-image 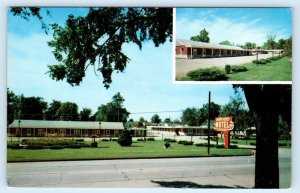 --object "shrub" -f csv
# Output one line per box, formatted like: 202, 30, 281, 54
90, 142, 98, 148
75, 139, 84, 142
147, 138, 155, 141
101, 139, 110, 142
186, 68, 228, 81
137, 138, 145, 141
231, 66, 248, 73
278, 142, 288, 146
26, 145, 44, 150
177, 140, 187, 144
163, 138, 176, 142
111, 138, 118, 141
225, 65, 231, 74
183, 141, 194, 145
231, 141, 238, 144
194, 143, 207, 147
117, 130, 132, 146
8, 144, 23, 149
164, 141, 171, 148
249, 142, 256, 146
229, 145, 239, 149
